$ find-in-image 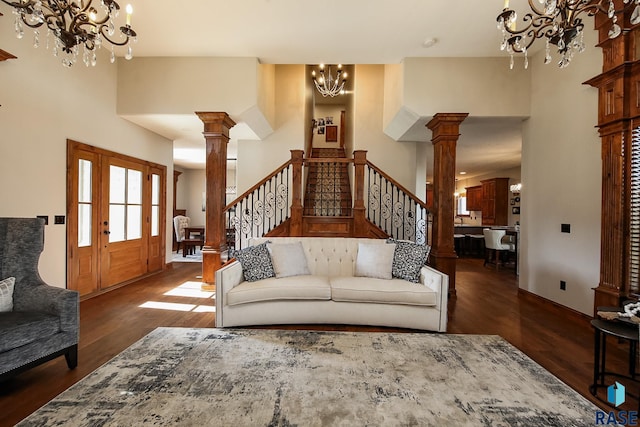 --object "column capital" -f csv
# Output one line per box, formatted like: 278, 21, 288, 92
426, 113, 469, 130
195, 112, 237, 135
